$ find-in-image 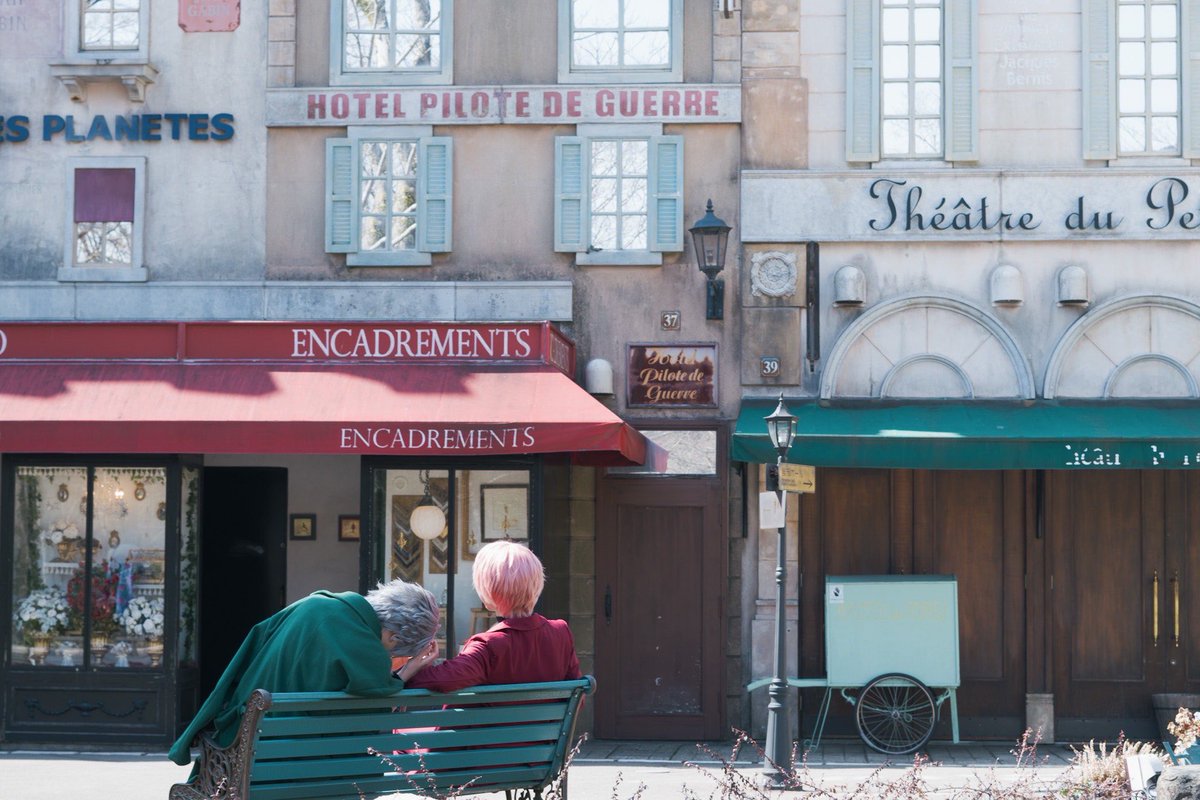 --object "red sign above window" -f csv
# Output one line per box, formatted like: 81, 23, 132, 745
179, 0, 240, 32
